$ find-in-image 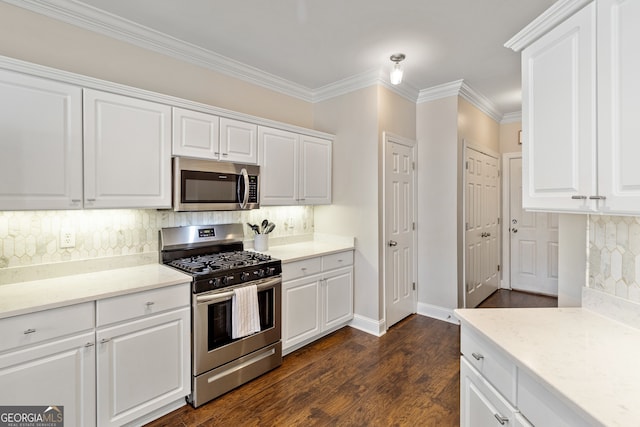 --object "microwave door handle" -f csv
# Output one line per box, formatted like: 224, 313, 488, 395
238, 168, 249, 209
